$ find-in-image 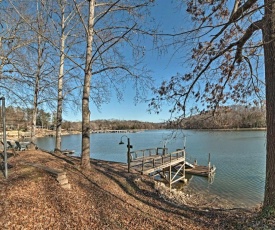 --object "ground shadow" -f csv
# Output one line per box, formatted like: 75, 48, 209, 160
64, 158, 253, 229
